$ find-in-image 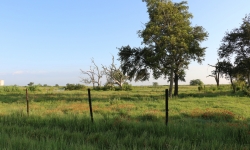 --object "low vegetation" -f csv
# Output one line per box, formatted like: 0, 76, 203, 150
0, 85, 249, 149
190, 79, 204, 86
64, 83, 86, 91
